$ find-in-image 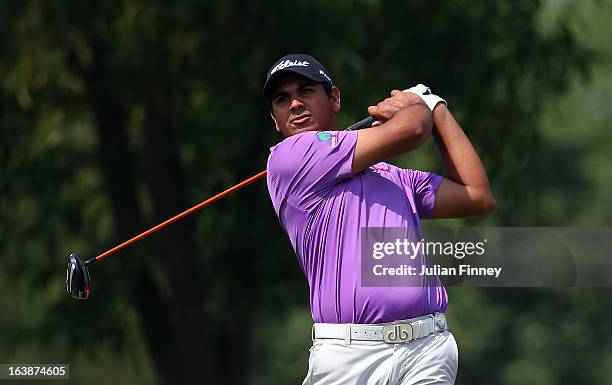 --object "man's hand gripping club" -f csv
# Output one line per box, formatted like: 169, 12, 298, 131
367, 84, 446, 127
